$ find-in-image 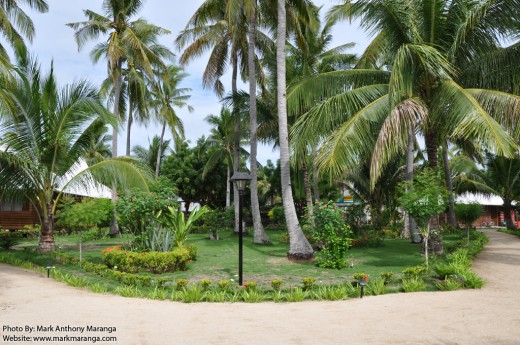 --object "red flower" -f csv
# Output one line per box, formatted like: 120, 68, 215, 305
364, 237, 368, 241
